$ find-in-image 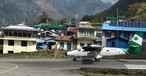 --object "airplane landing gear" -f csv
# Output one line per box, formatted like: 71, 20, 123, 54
95, 58, 100, 62
73, 57, 77, 61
